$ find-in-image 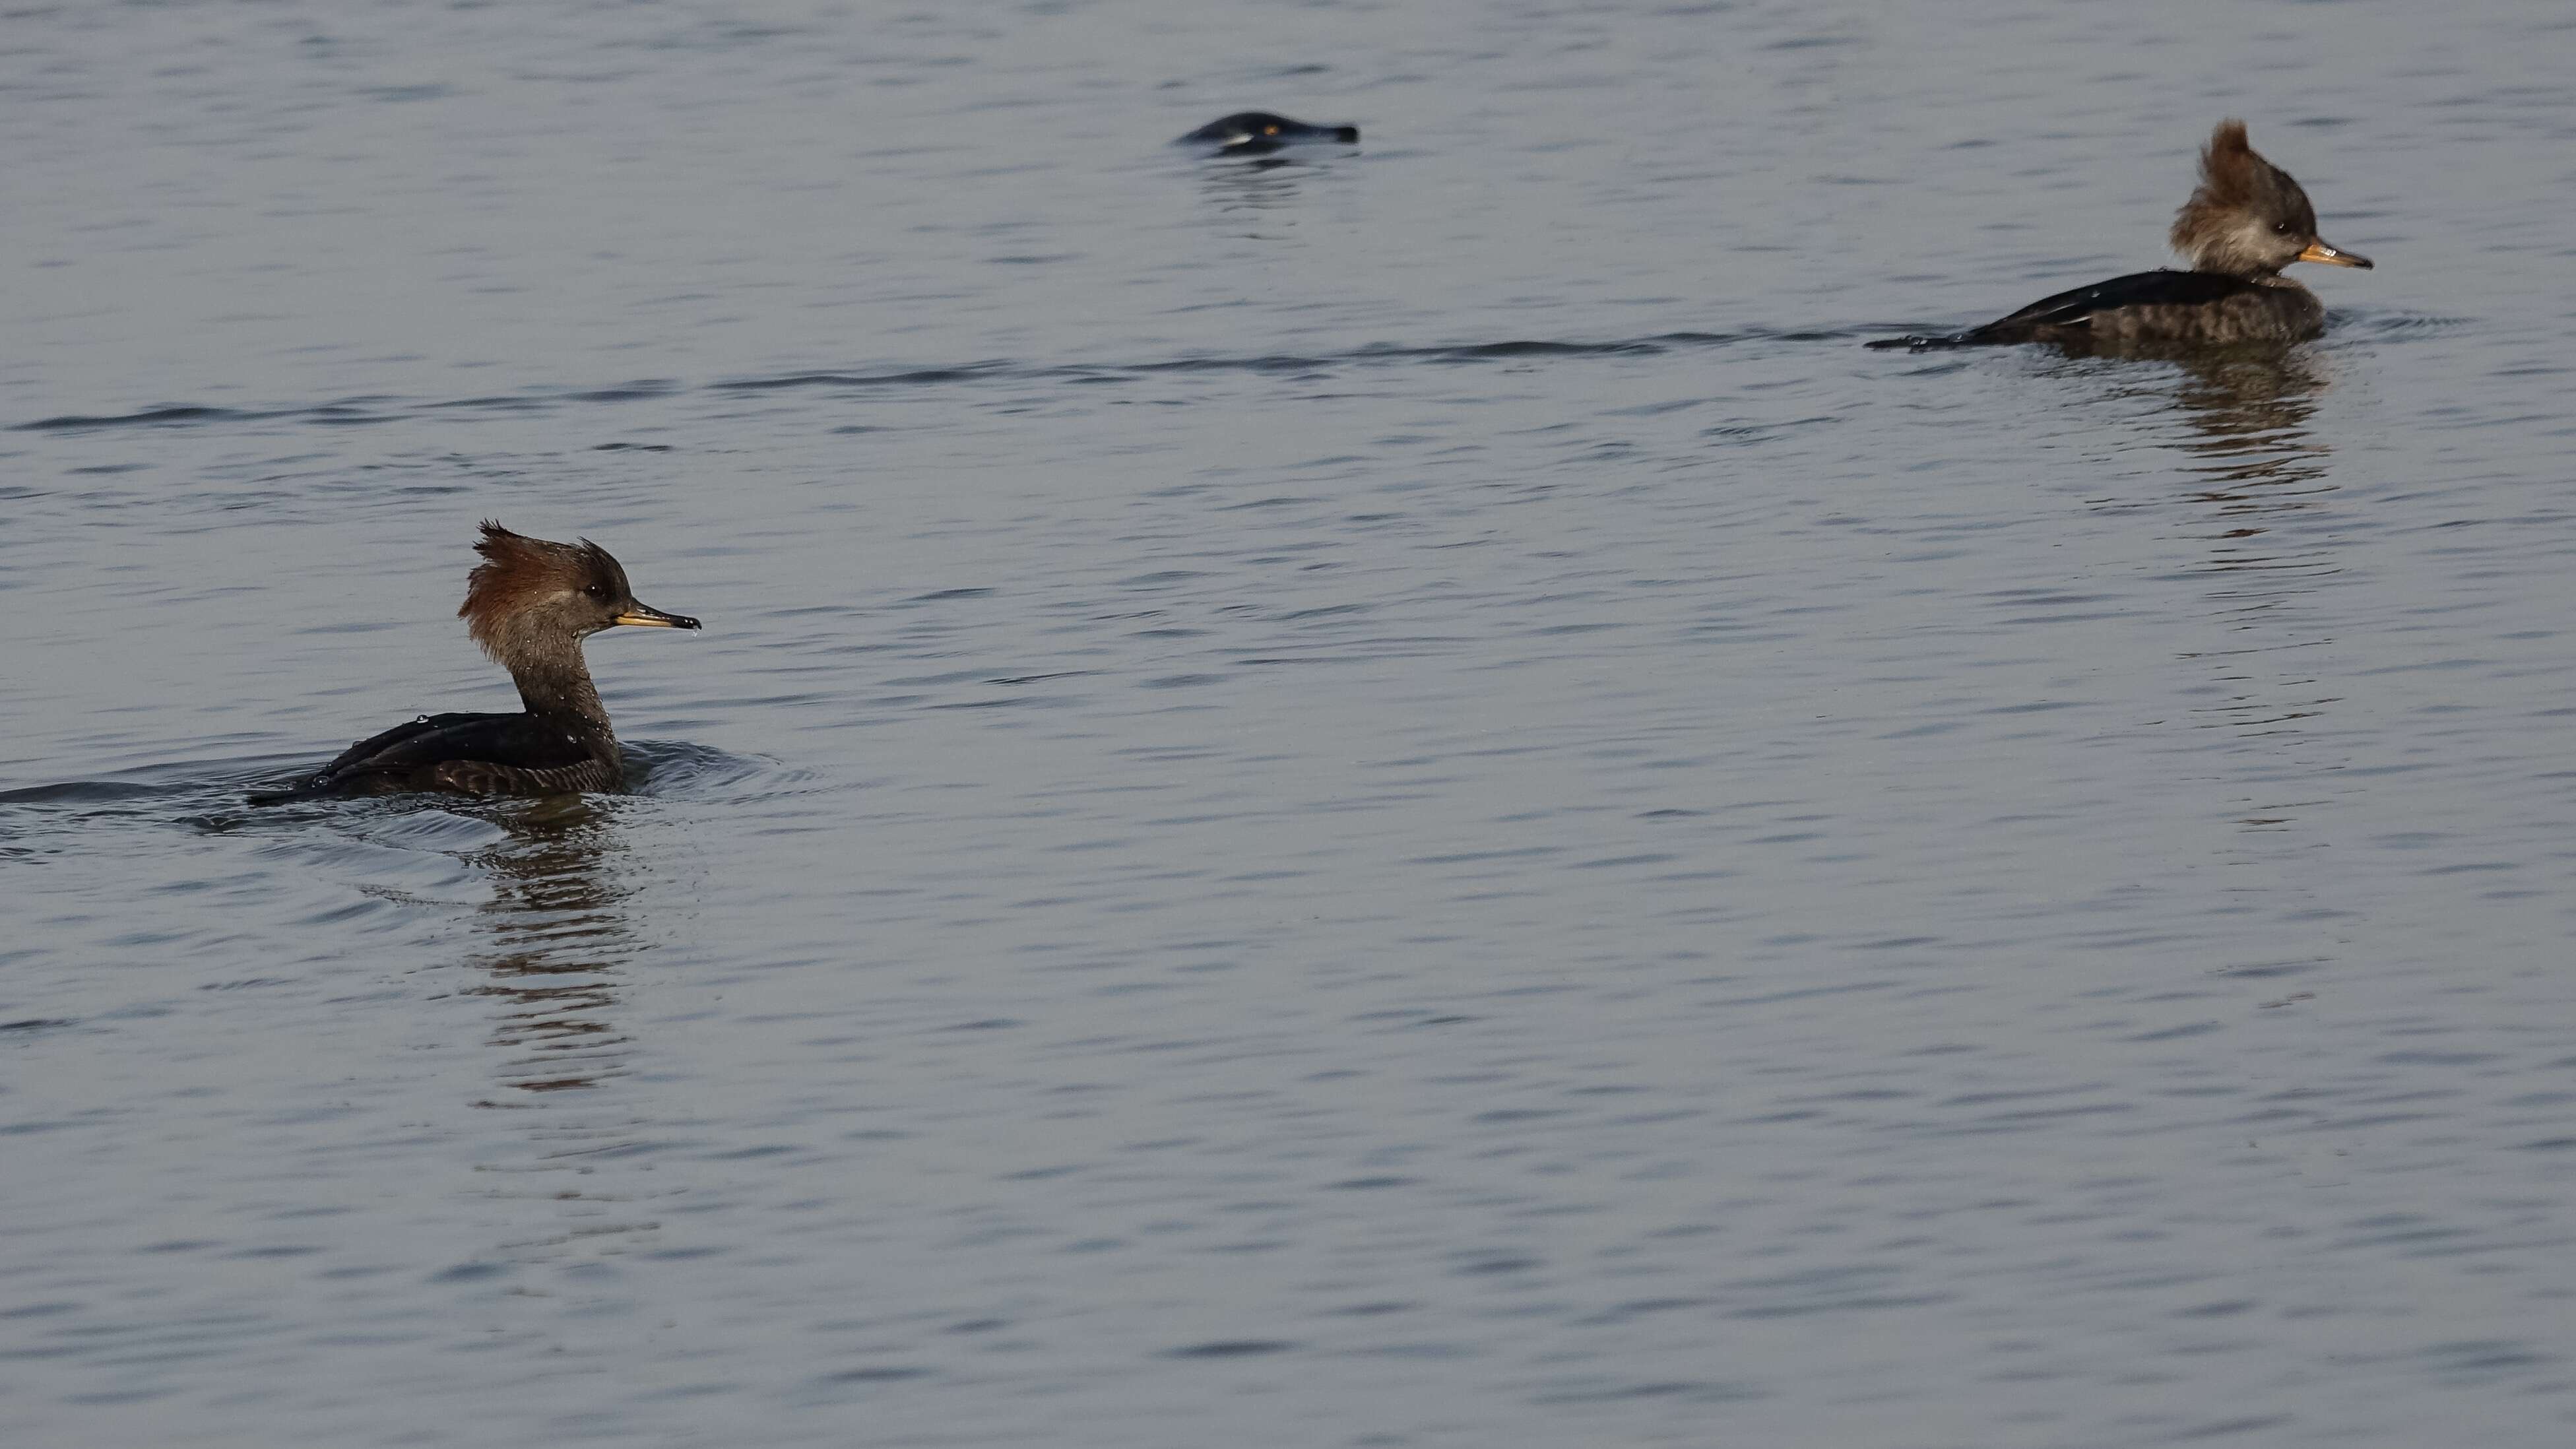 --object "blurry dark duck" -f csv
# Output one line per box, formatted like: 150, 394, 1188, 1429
1870, 121, 2372, 352
250, 523, 699, 804
1177, 111, 1360, 156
